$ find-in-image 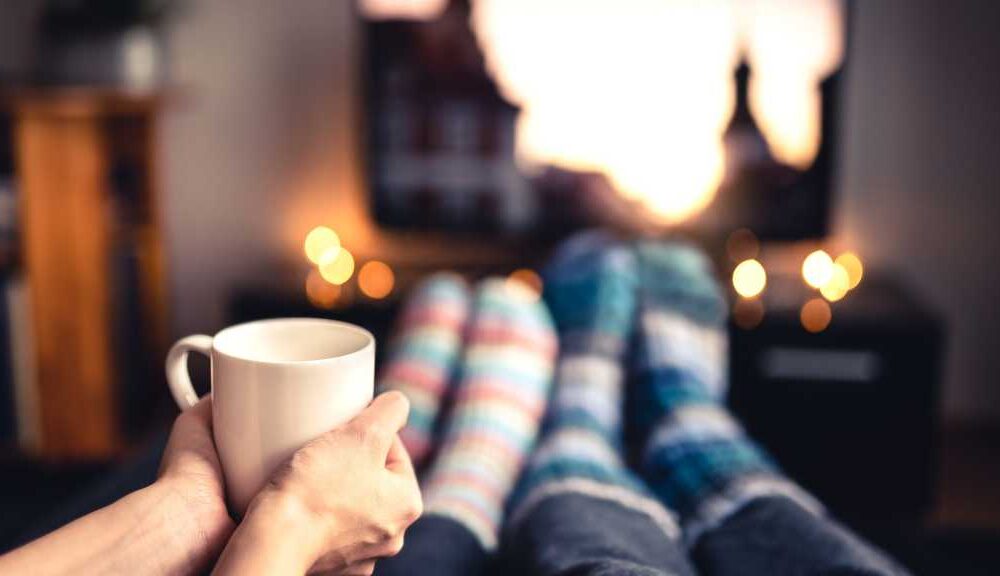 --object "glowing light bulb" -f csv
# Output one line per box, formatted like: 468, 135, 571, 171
319, 248, 355, 286
802, 250, 834, 289
358, 261, 395, 299
732, 259, 767, 298
305, 269, 341, 309
304, 227, 341, 265
800, 298, 832, 333
835, 252, 864, 289
820, 263, 850, 302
